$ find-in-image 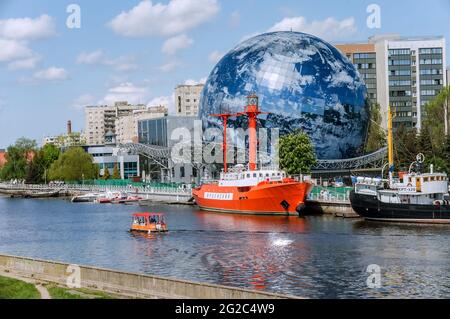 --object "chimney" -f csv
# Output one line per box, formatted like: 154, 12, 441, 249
67, 120, 72, 135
